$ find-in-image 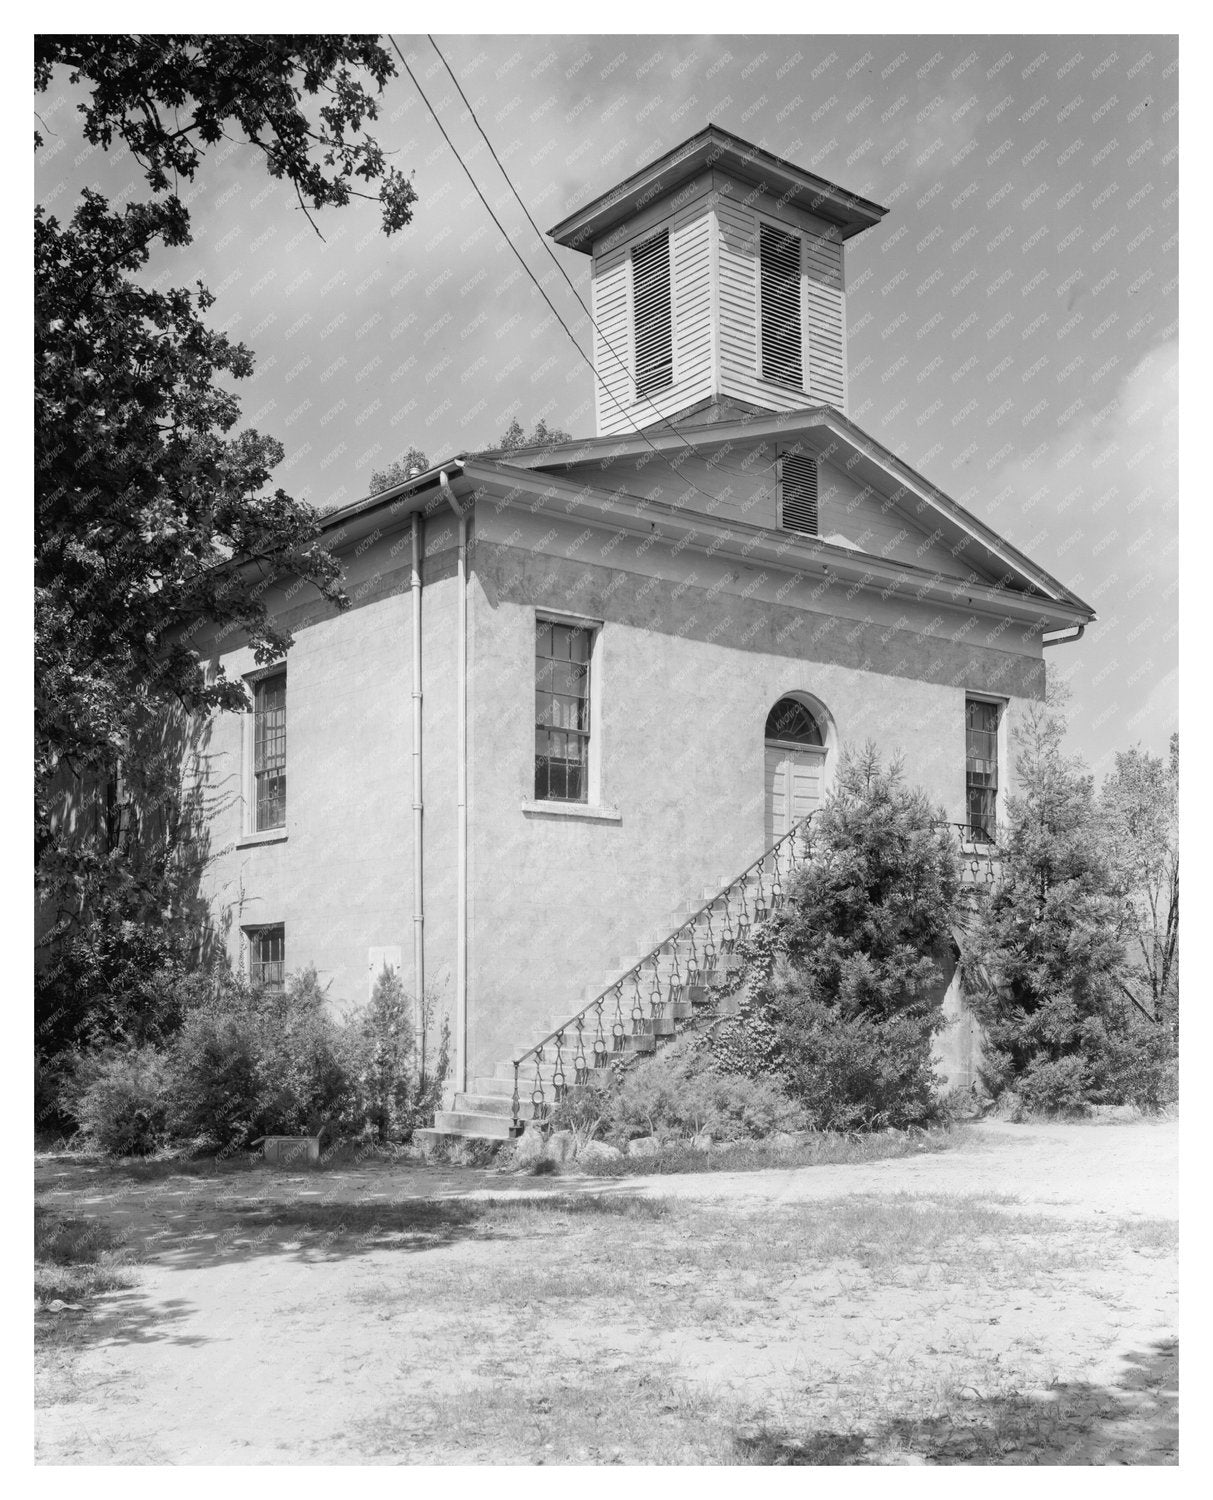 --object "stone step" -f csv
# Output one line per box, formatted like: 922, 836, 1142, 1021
472, 1076, 517, 1098
454, 1091, 516, 1117
430, 1109, 520, 1140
